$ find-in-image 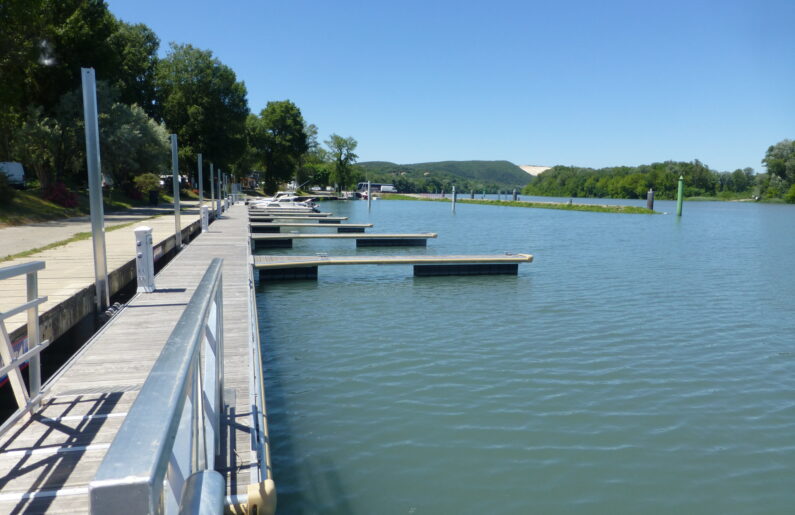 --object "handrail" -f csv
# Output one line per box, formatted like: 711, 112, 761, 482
225, 241, 277, 514
0, 260, 49, 437
90, 258, 225, 514
248, 264, 275, 487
